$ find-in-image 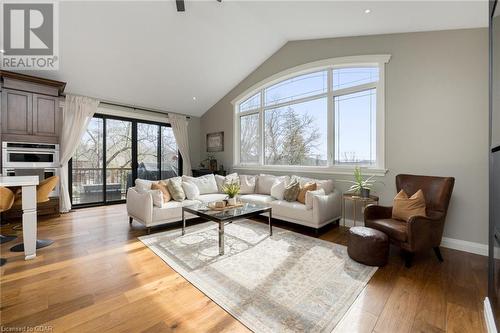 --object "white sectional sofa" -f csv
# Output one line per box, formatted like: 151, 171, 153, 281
126, 173, 341, 232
